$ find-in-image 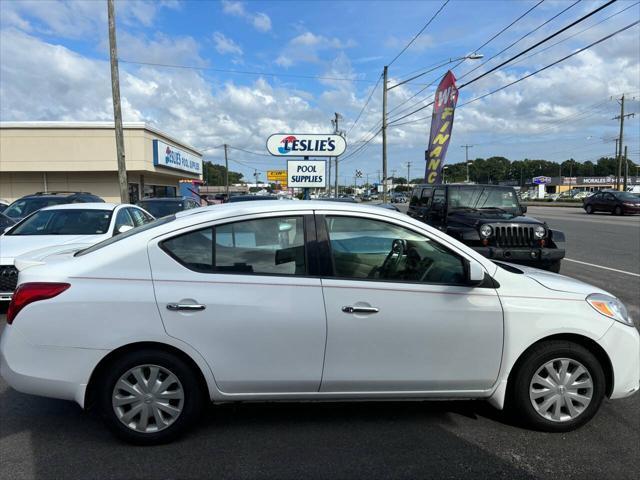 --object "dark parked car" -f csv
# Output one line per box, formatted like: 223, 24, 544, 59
2, 191, 104, 222
408, 184, 565, 272
0, 200, 9, 213
583, 190, 640, 215
136, 197, 201, 218
0, 213, 16, 234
